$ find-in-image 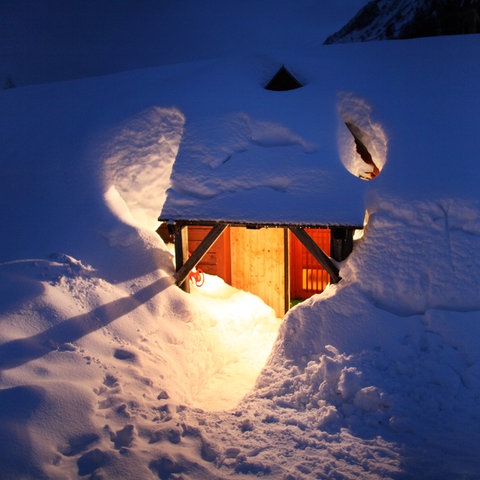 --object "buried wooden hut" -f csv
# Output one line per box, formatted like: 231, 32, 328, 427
158, 64, 384, 317
156, 36, 480, 317
158, 221, 357, 316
